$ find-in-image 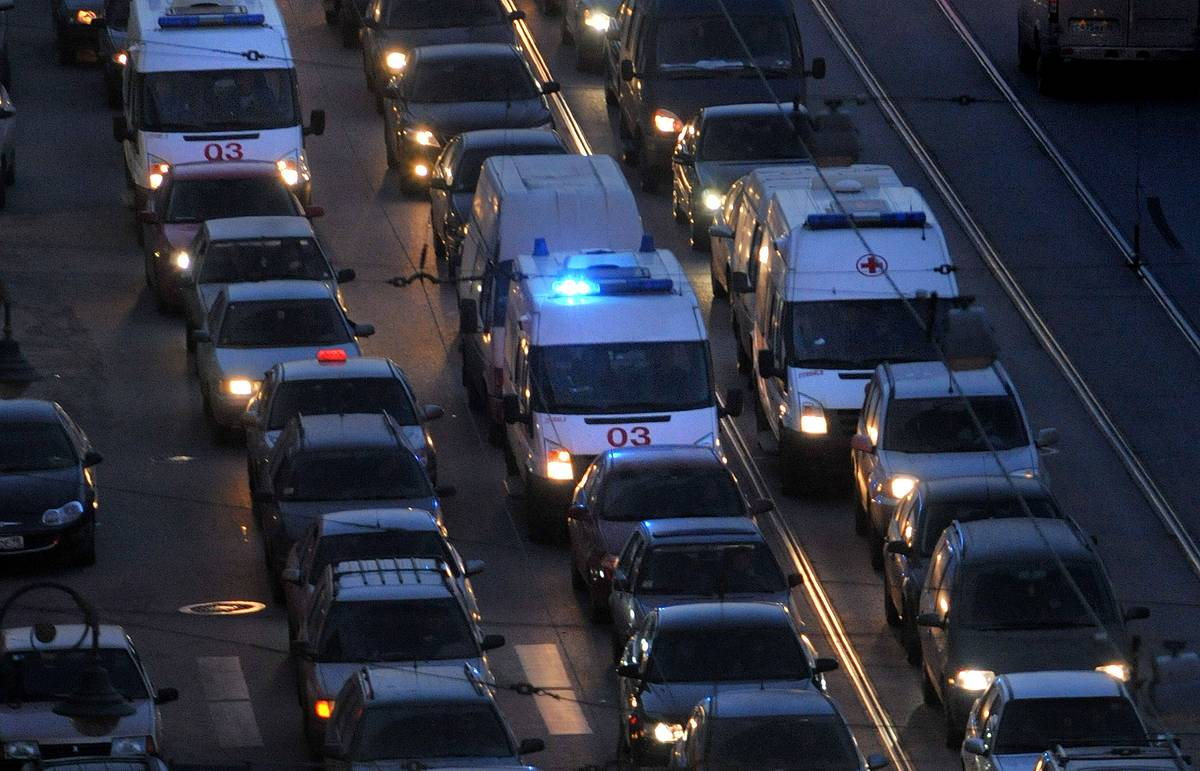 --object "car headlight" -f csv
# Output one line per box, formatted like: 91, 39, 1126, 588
223, 378, 260, 397
3, 741, 39, 759
953, 669, 995, 692
406, 128, 440, 147
384, 50, 407, 73
147, 155, 170, 189
314, 699, 335, 719
113, 49, 128, 66
173, 251, 191, 271
75, 8, 98, 23
111, 736, 148, 755
1096, 663, 1130, 682
888, 476, 918, 499
653, 722, 684, 743
700, 189, 724, 212
583, 8, 611, 31
546, 448, 573, 481
799, 401, 827, 435
42, 500, 85, 527
276, 150, 309, 188
652, 108, 682, 135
